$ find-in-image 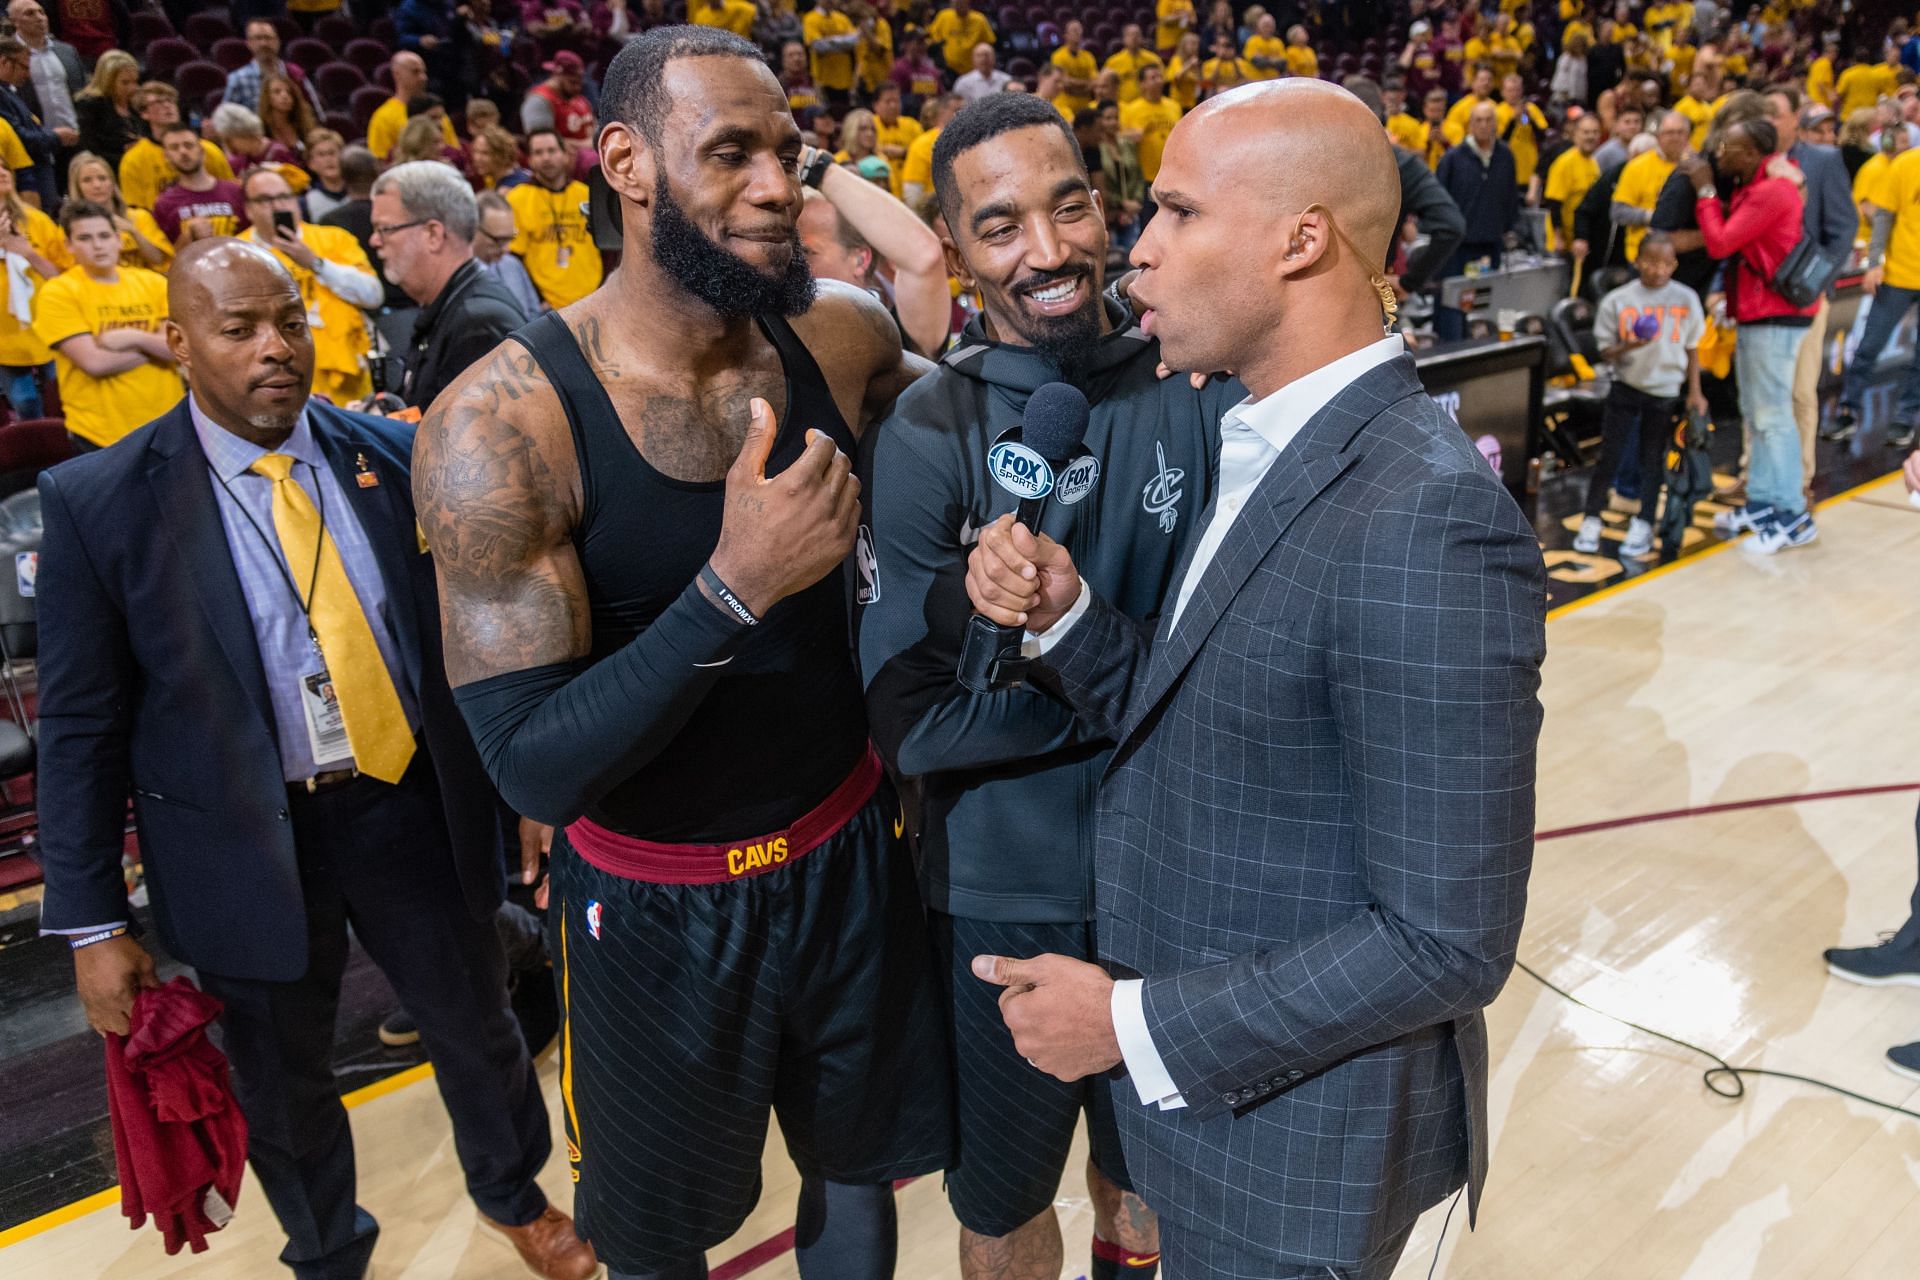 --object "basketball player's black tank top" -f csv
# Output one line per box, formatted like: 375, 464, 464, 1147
512, 311, 869, 843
